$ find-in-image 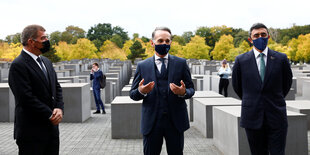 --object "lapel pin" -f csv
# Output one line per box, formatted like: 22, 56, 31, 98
270, 56, 275, 60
